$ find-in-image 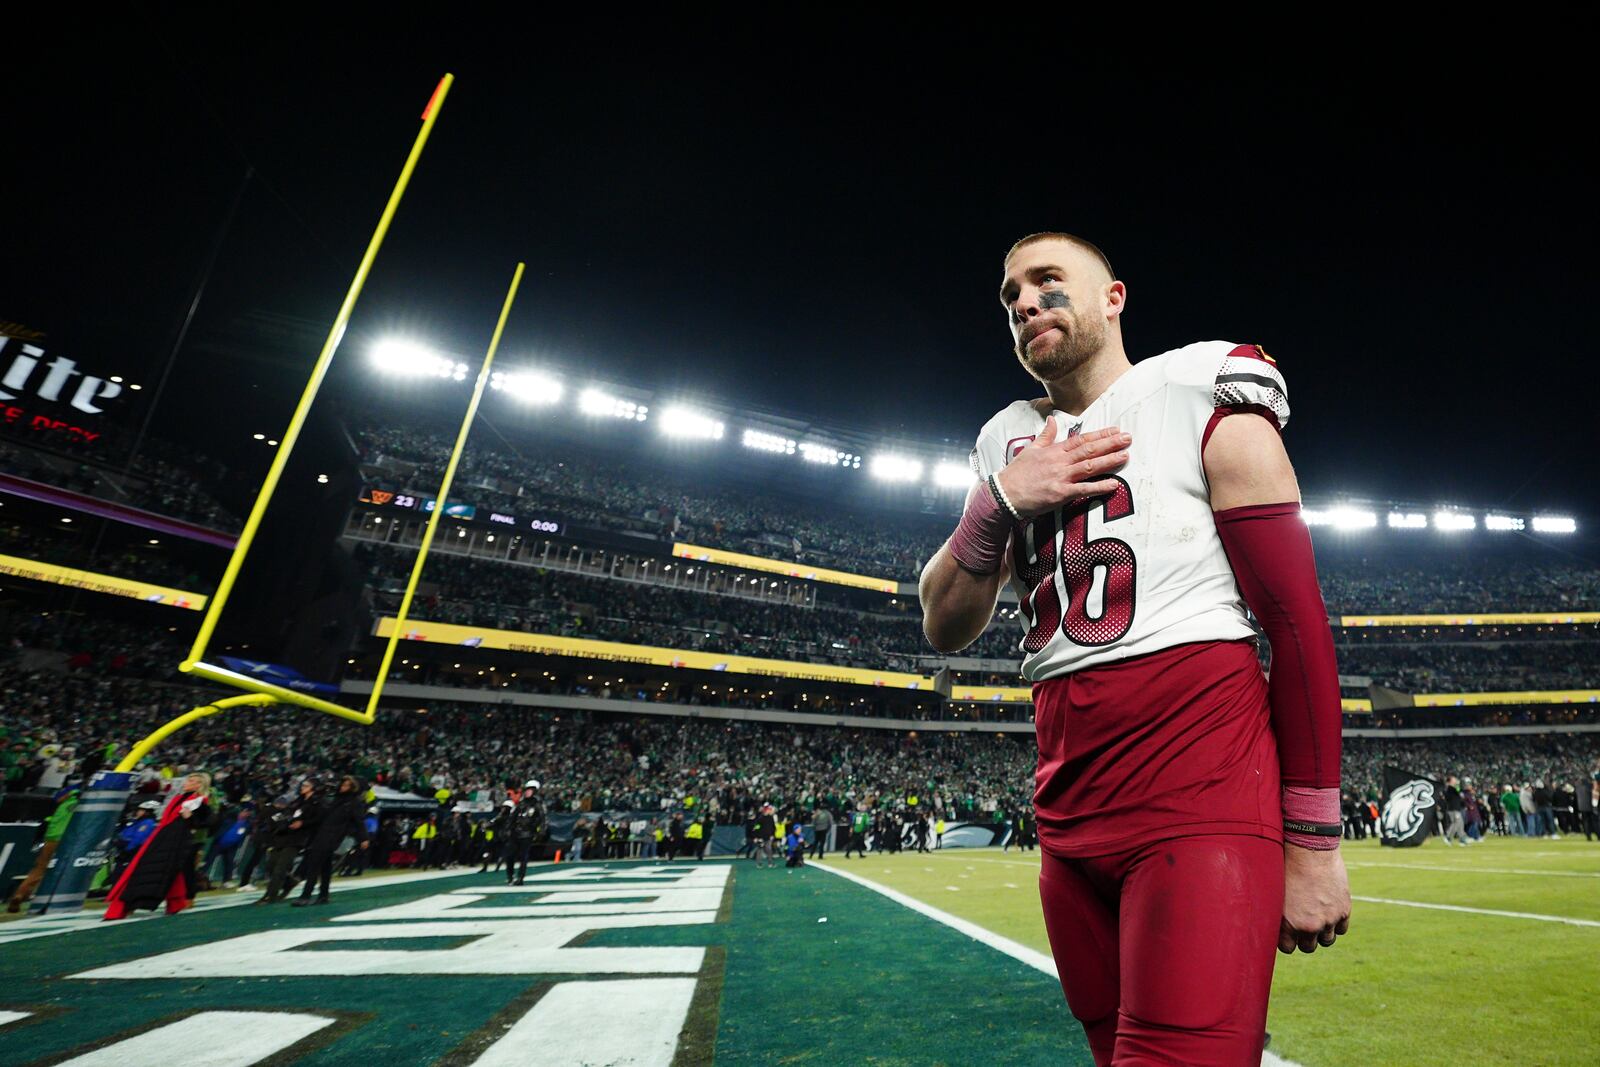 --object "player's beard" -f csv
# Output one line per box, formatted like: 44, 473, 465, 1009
1016, 310, 1106, 383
